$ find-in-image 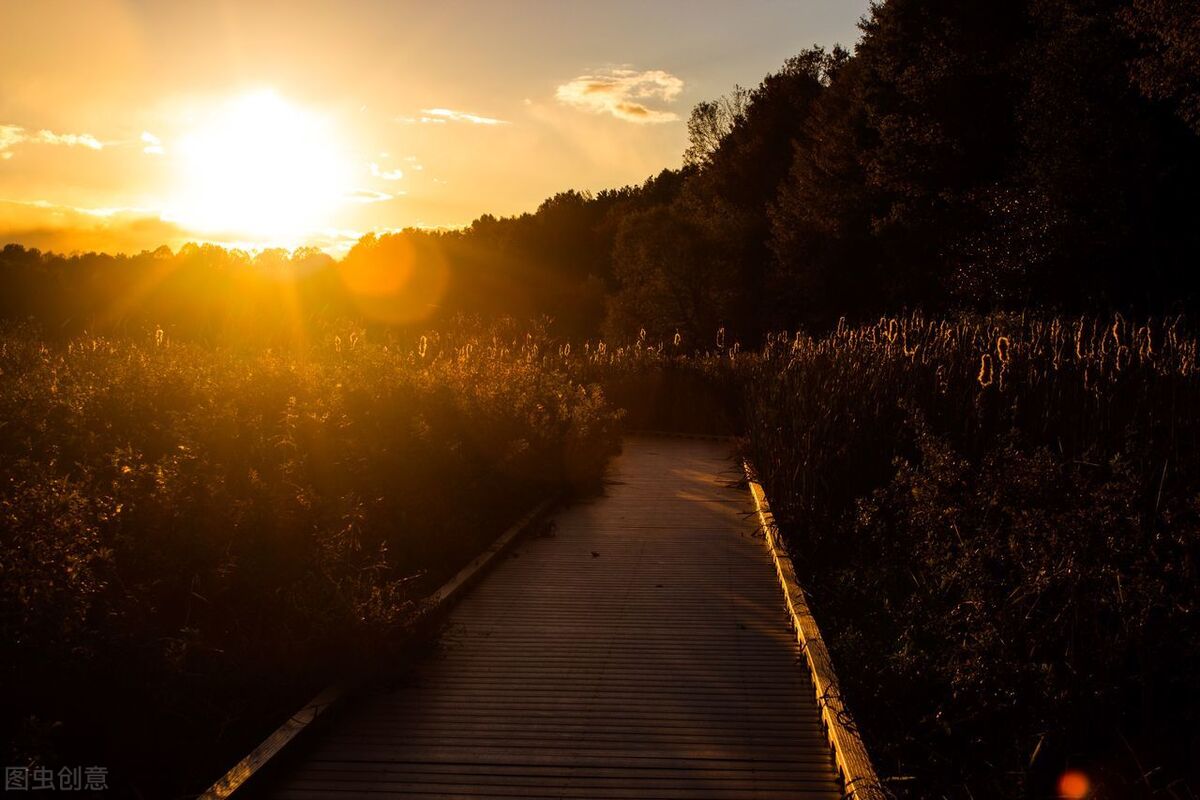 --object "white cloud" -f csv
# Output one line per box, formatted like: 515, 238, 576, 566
0, 123, 105, 157
399, 108, 509, 126
33, 129, 103, 149
555, 68, 684, 123
0, 125, 24, 152
369, 162, 404, 181
141, 131, 163, 155
346, 189, 396, 204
